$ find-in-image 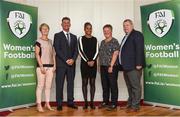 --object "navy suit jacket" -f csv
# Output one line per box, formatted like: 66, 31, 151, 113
120, 29, 145, 71
53, 31, 78, 67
